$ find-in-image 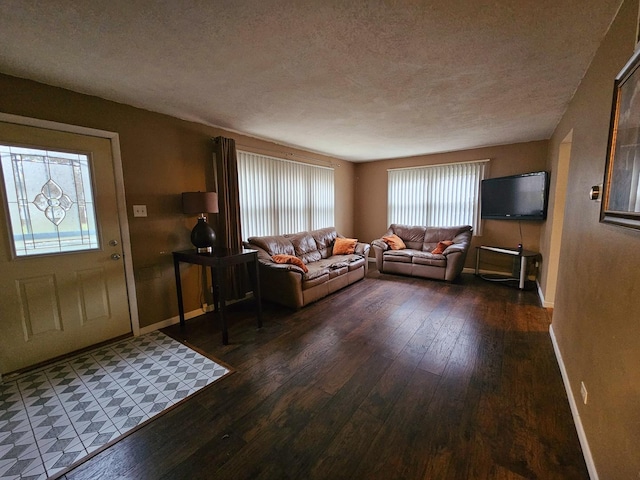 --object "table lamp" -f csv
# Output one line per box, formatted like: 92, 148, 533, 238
182, 191, 219, 253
